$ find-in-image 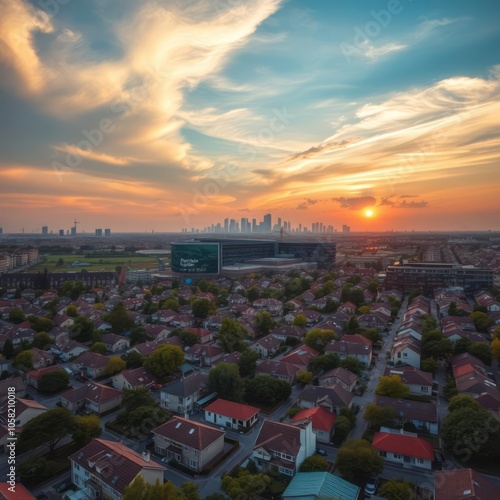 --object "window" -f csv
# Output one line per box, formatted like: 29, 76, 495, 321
393, 454, 401, 459
75, 464, 80, 470
403, 352, 408, 357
